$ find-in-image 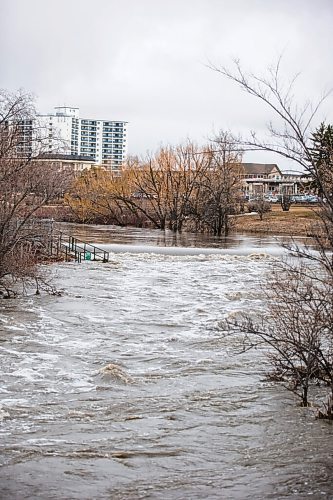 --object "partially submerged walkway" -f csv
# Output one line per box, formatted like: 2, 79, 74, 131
59, 235, 110, 263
